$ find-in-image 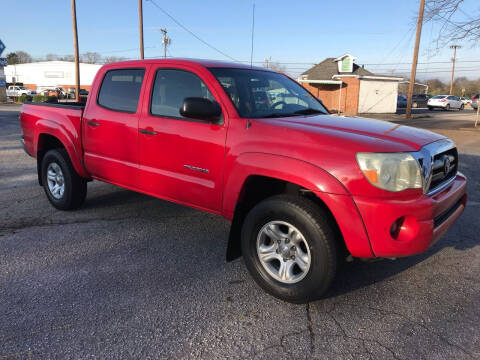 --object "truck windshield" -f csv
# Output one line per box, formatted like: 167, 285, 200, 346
209, 68, 328, 118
